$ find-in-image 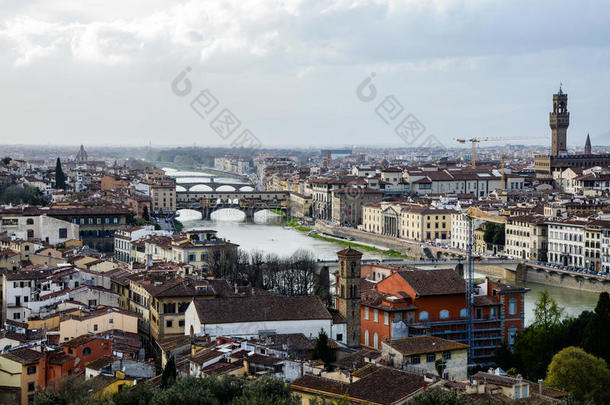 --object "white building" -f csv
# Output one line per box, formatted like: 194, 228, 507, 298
185, 295, 343, 344
0, 214, 79, 245
602, 229, 610, 273
451, 212, 483, 251
114, 226, 171, 262
547, 220, 586, 267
